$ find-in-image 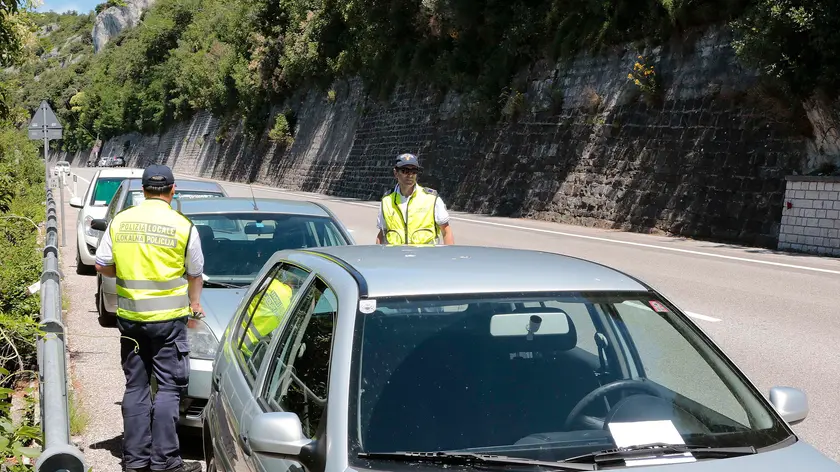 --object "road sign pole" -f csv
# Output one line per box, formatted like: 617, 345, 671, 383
42, 102, 49, 189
